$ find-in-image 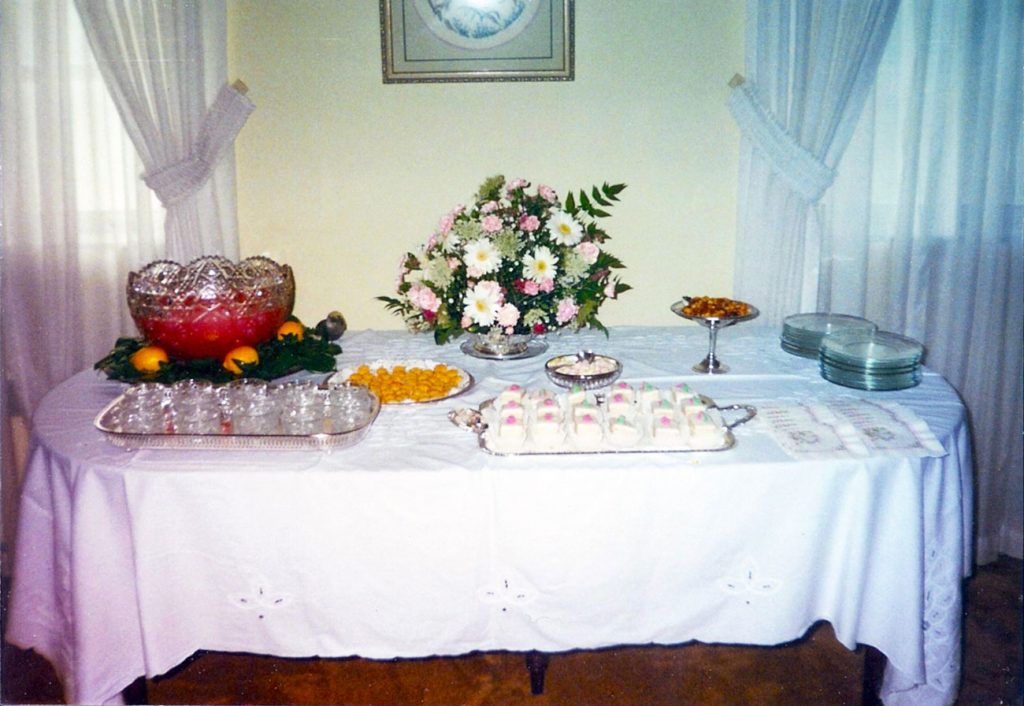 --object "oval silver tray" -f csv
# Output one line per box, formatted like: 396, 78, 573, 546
94, 393, 381, 452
